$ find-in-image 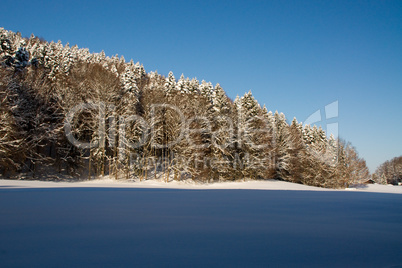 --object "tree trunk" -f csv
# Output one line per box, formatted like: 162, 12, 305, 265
88, 151, 92, 180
